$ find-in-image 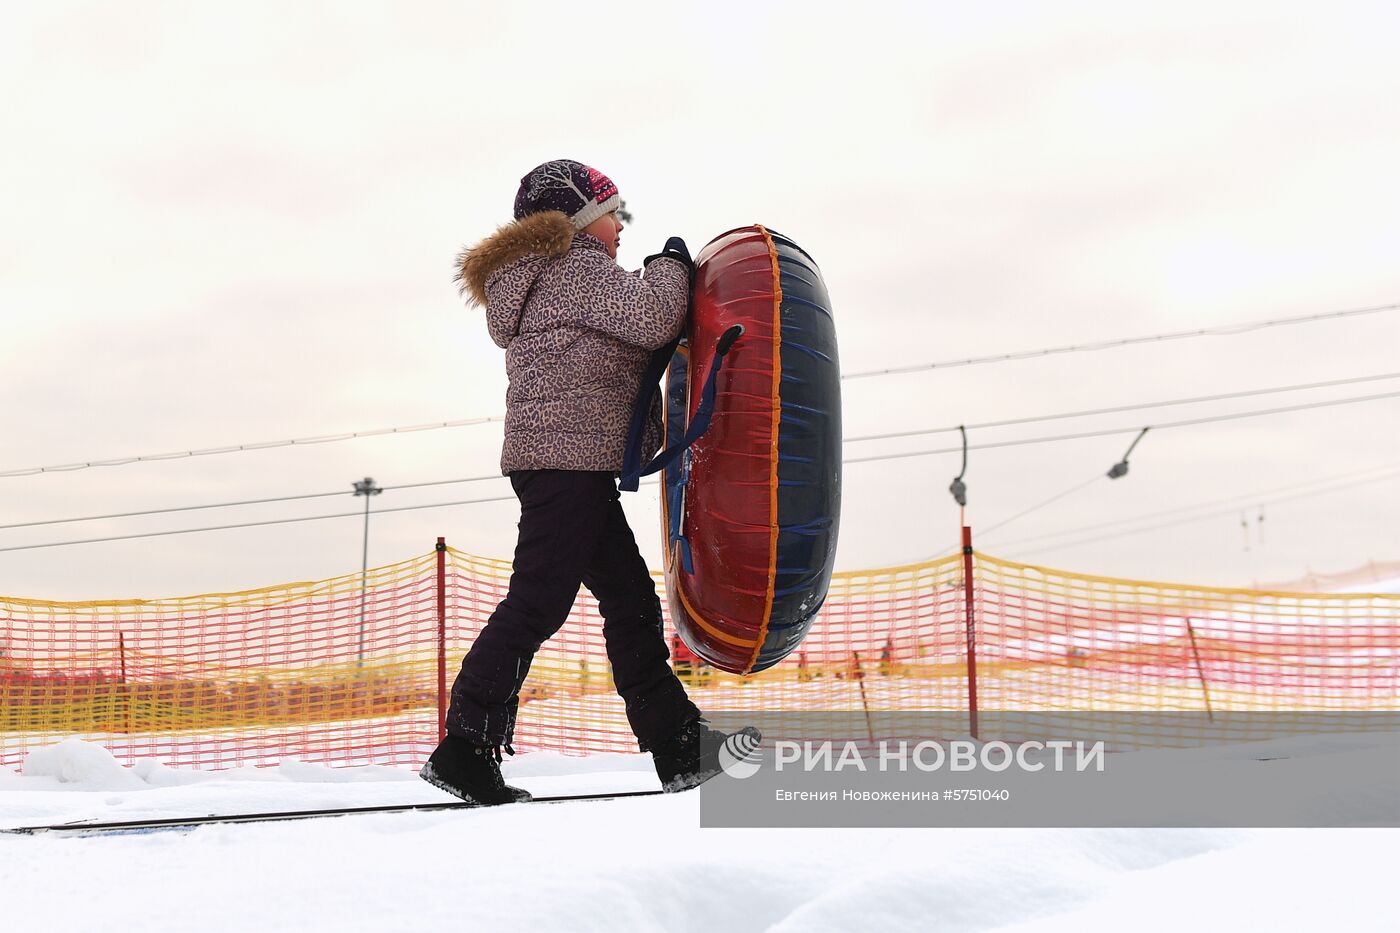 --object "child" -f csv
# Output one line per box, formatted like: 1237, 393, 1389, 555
421, 159, 756, 805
